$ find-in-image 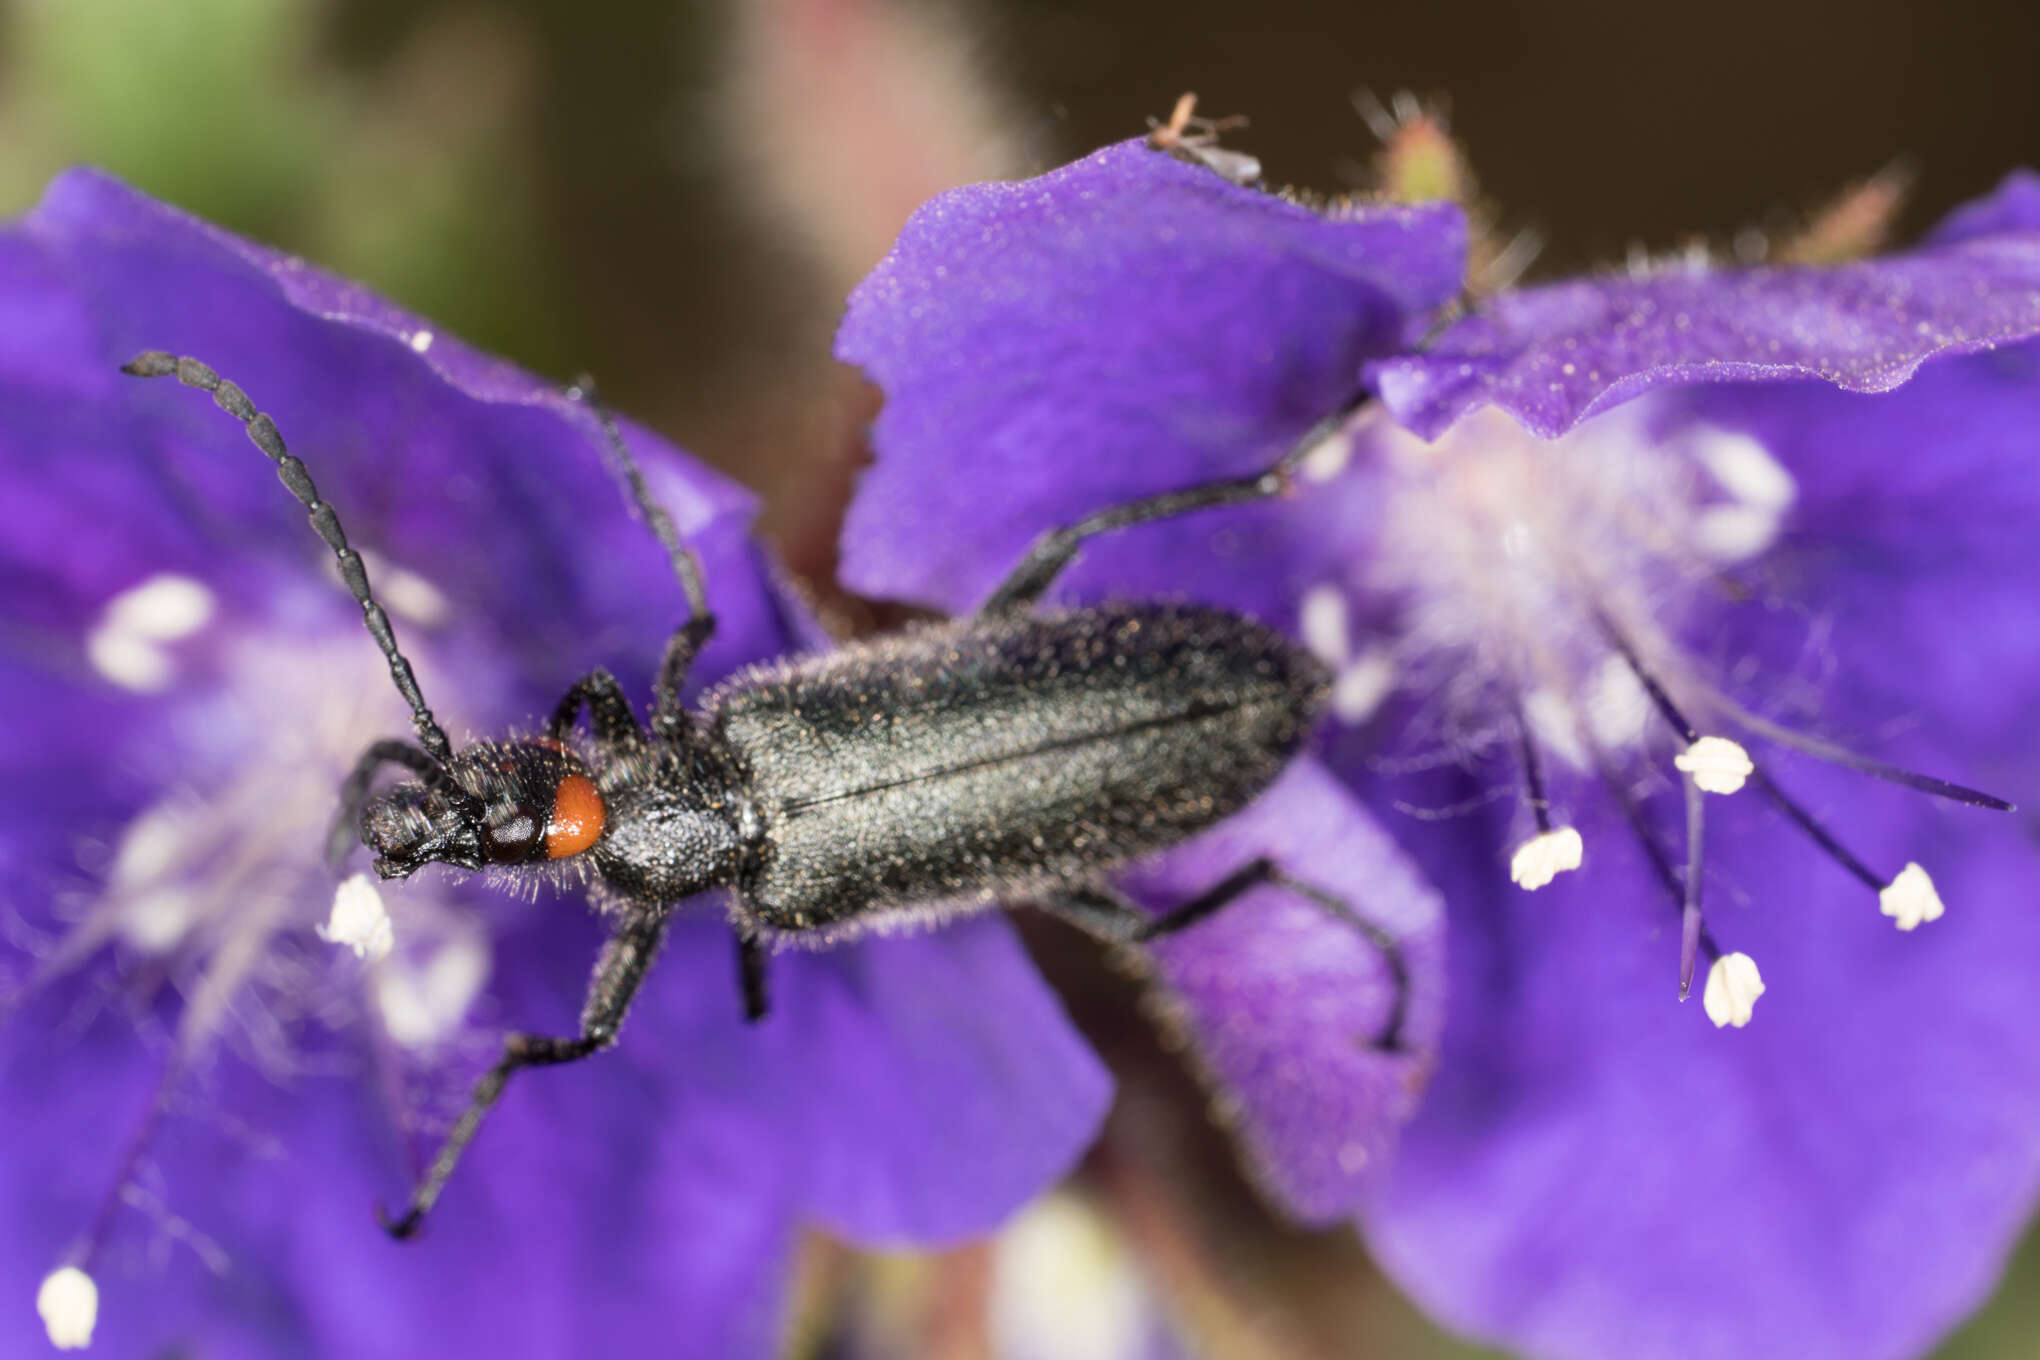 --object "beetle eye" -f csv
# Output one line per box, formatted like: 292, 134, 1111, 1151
485, 807, 542, 863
